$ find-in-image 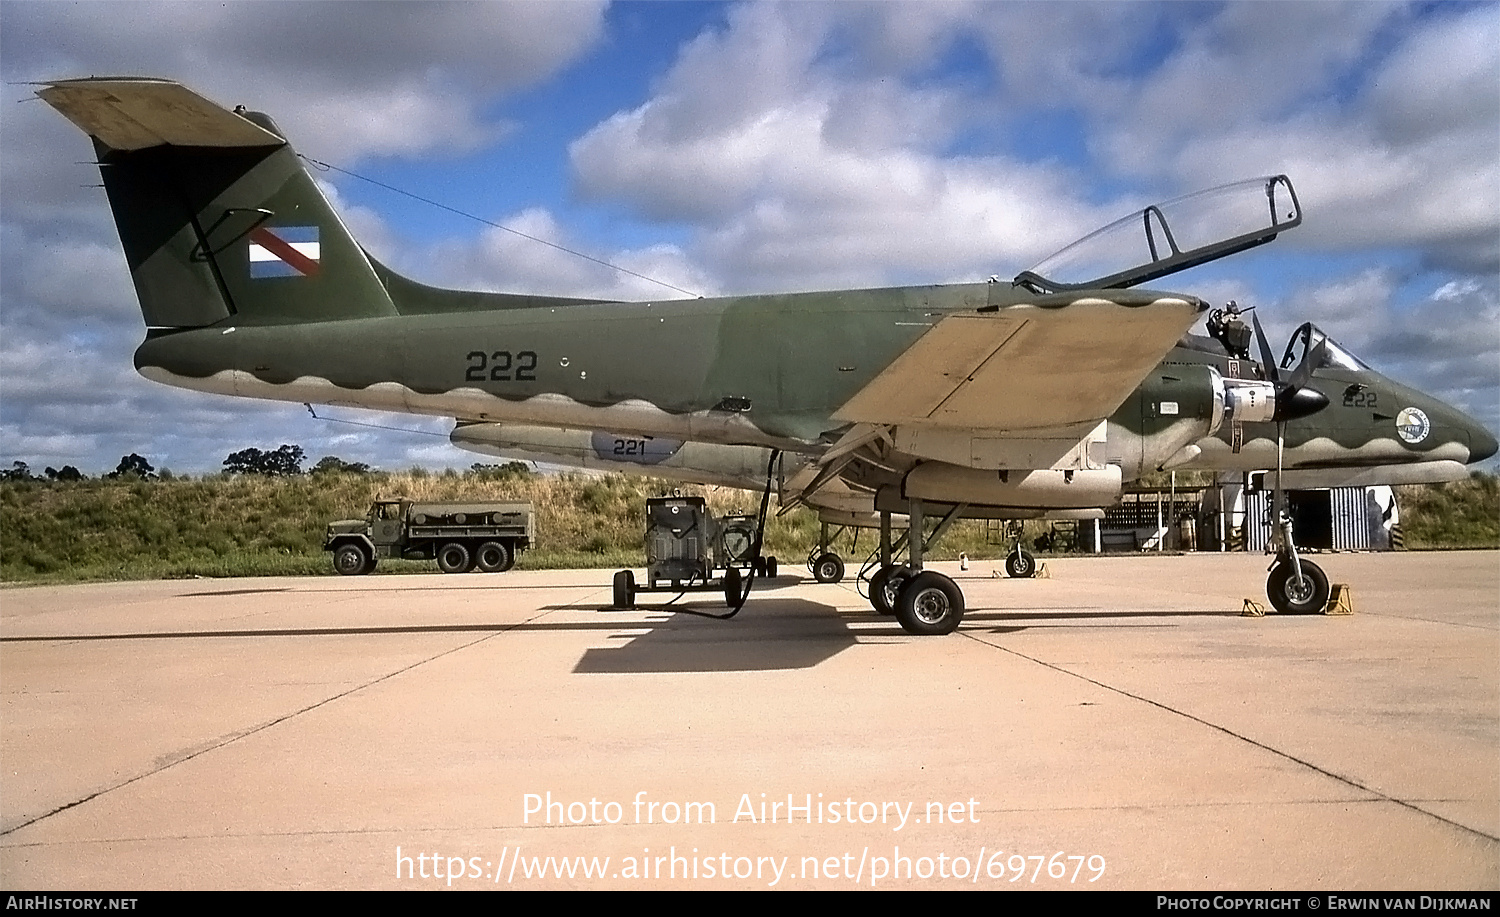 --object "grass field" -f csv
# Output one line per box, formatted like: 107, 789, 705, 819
2, 467, 1494, 583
